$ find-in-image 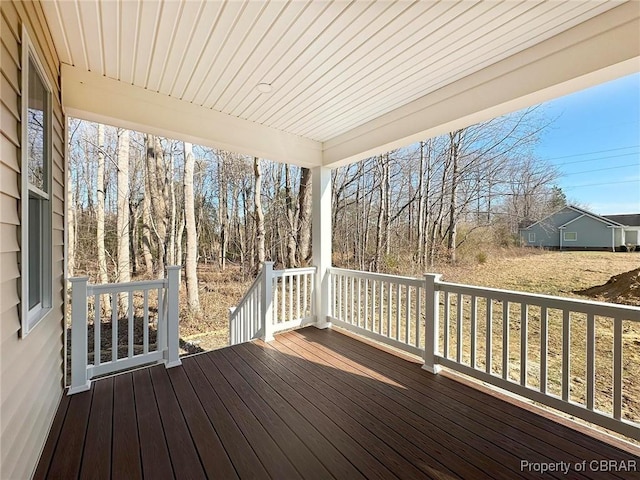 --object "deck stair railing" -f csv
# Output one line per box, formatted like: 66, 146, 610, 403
68, 266, 182, 395
329, 267, 640, 440
229, 262, 316, 345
